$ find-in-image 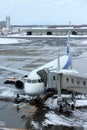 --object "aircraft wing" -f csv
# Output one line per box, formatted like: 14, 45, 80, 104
0, 32, 71, 76
0, 54, 71, 76
0, 65, 29, 75
32, 54, 71, 73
